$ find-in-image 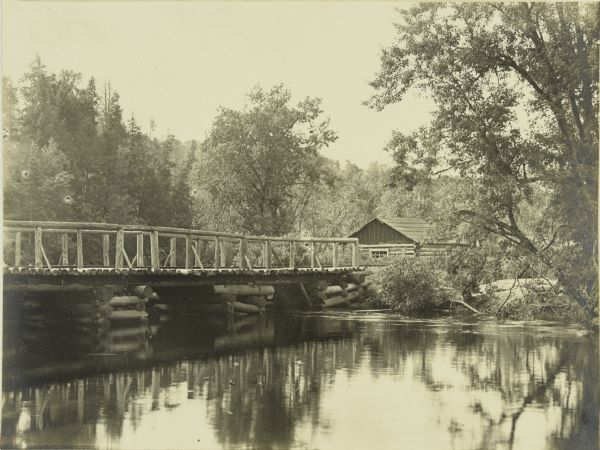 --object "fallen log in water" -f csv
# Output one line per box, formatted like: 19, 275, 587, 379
451, 299, 481, 314
323, 291, 360, 308
213, 284, 274, 296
